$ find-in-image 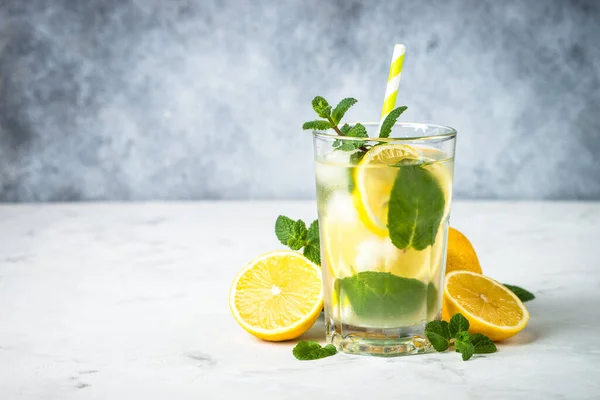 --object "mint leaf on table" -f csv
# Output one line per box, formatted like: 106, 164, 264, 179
379, 106, 408, 138
293, 340, 337, 360
469, 333, 497, 354
303, 220, 321, 265
424, 320, 451, 352
387, 165, 446, 250
303, 244, 320, 265
455, 337, 475, 361
503, 284, 535, 302
425, 313, 497, 361
275, 215, 296, 246
449, 313, 470, 337
331, 98, 357, 125
274, 216, 321, 266
335, 271, 426, 320
287, 220, 308, 250
302, 120, 332, 130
